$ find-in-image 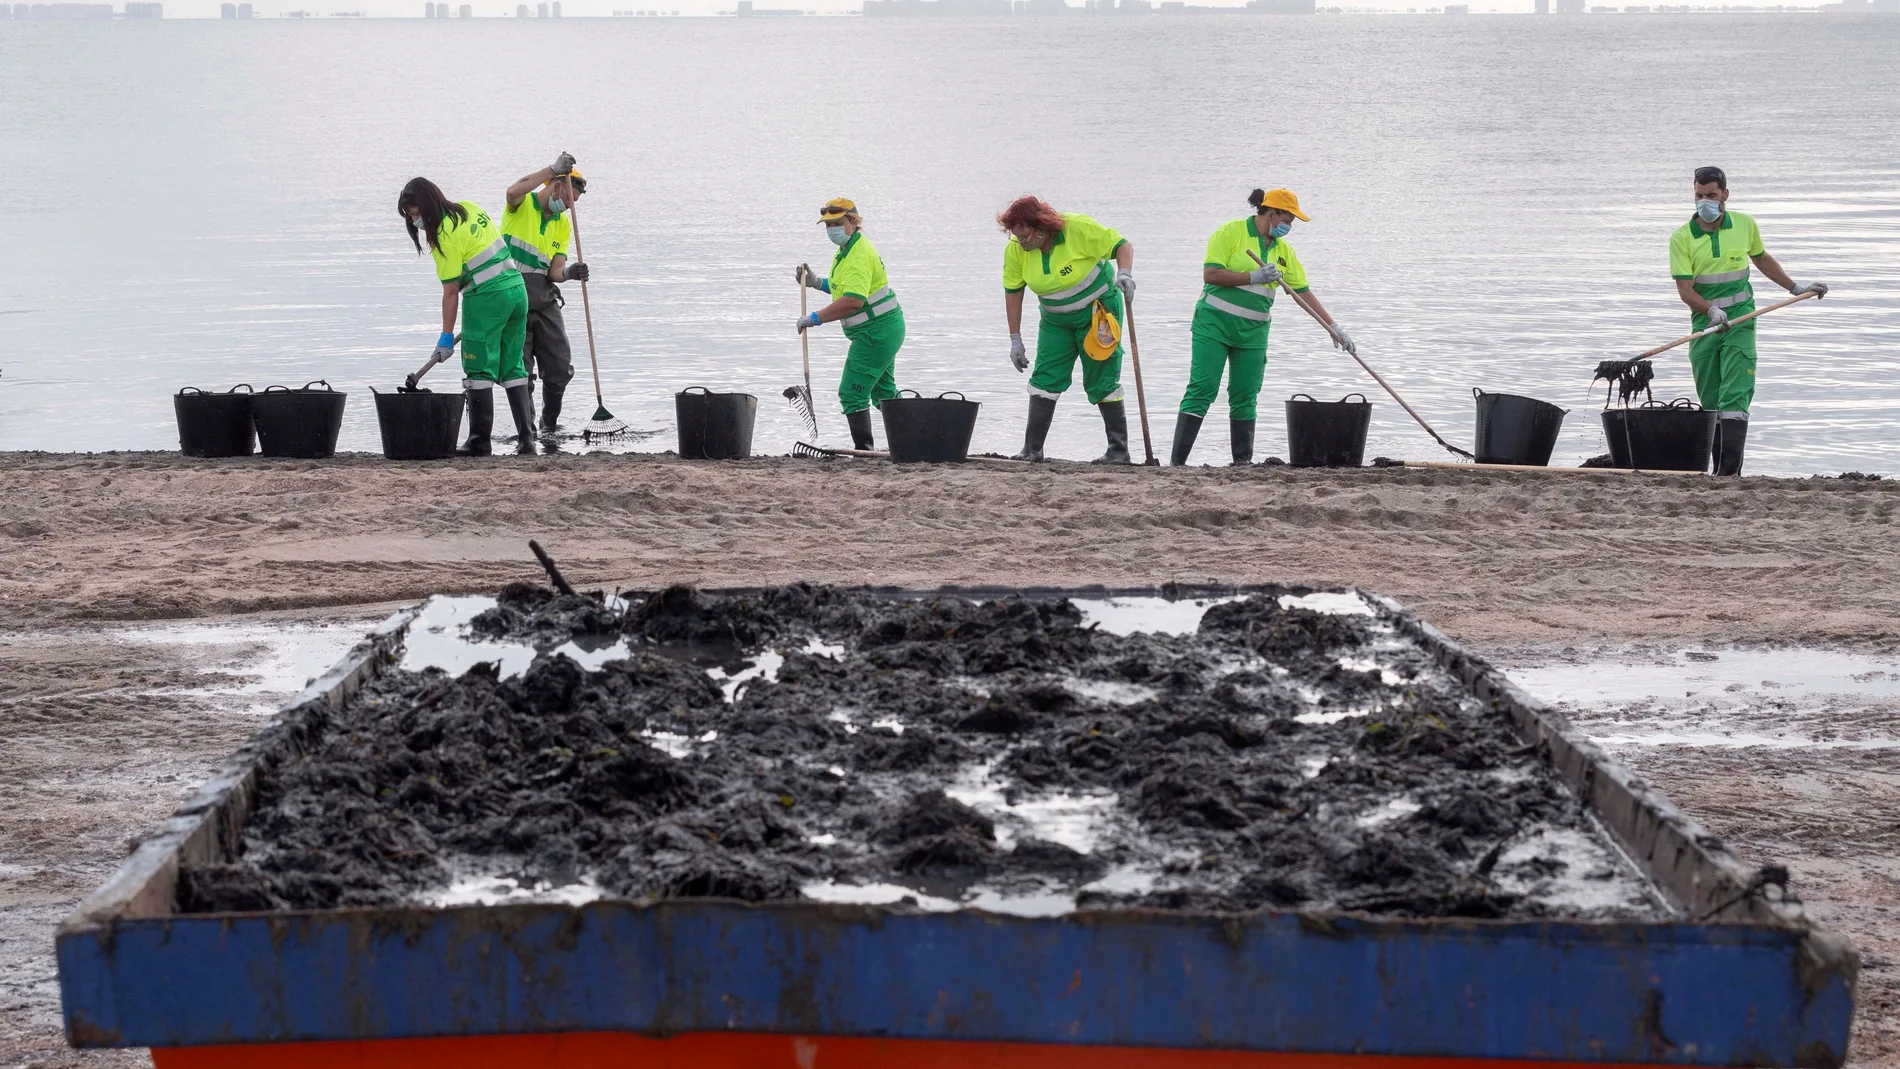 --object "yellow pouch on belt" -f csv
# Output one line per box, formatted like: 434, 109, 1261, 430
1084, 300, 1121, 361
